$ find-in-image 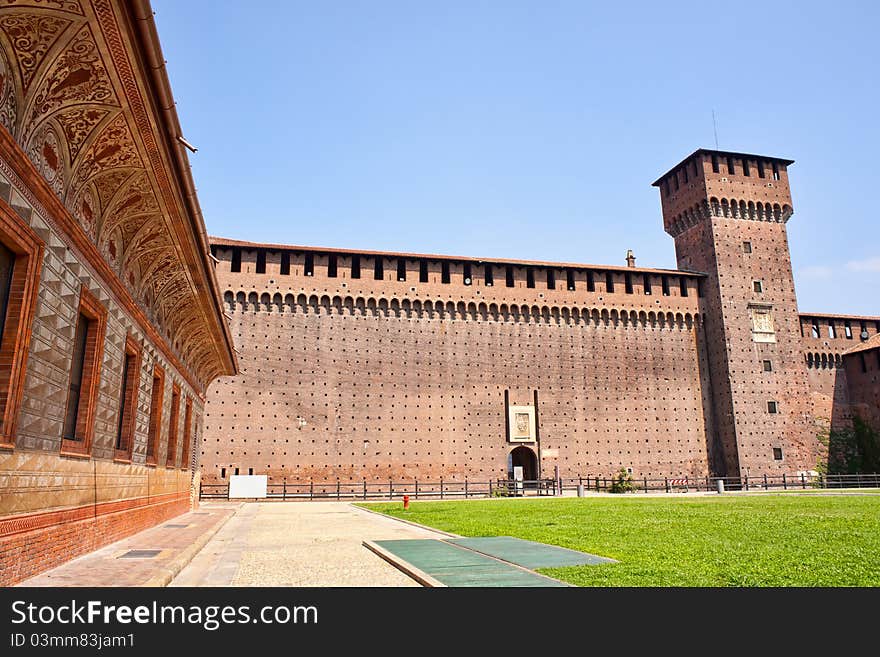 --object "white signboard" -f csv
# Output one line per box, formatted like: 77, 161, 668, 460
229, 474, 267, 498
